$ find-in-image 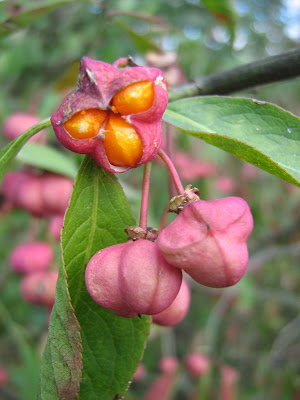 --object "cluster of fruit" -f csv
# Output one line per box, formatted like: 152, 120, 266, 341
2, 170, 72, 221
85, 192, 253, 325
10, 241, 57, 309
49, 57, 254, 326
2, 57, 254, 330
